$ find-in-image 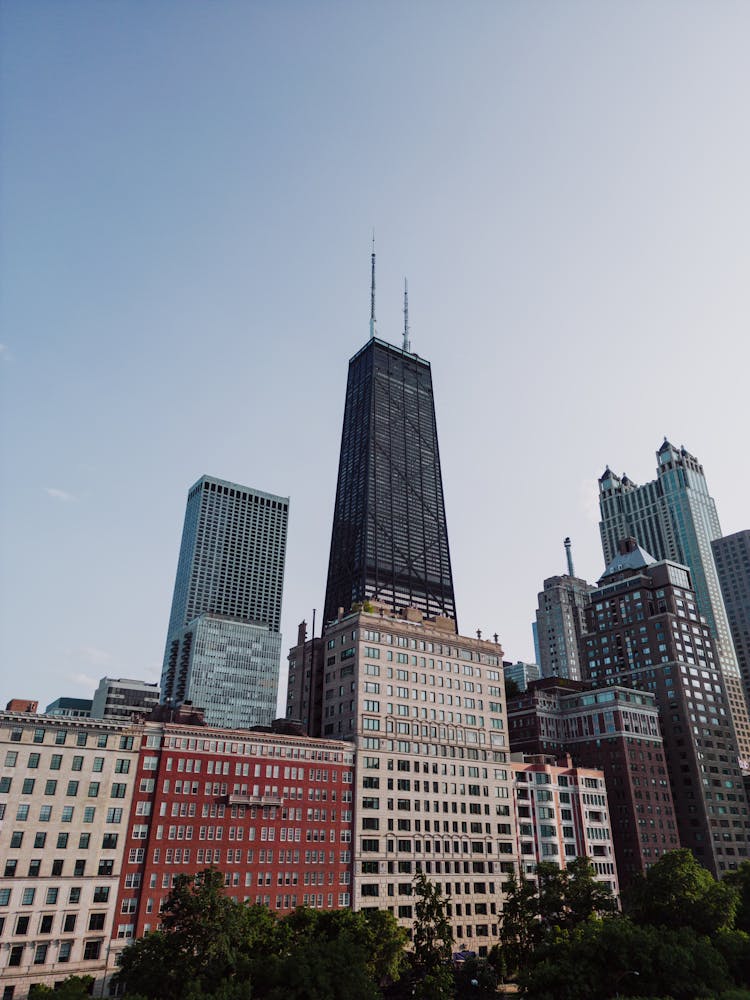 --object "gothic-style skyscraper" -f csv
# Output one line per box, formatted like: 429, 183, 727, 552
323, 257, 456, 628
598, 440, 750, 769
